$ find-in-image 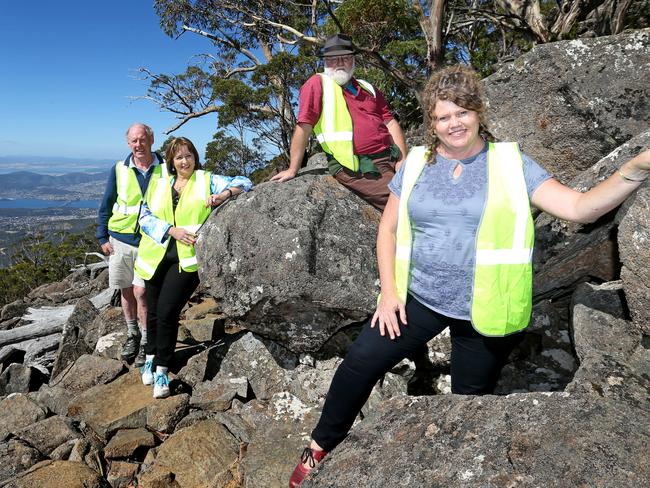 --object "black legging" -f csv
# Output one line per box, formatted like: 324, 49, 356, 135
144, 252, 199, 368
311, 294, 523, 452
